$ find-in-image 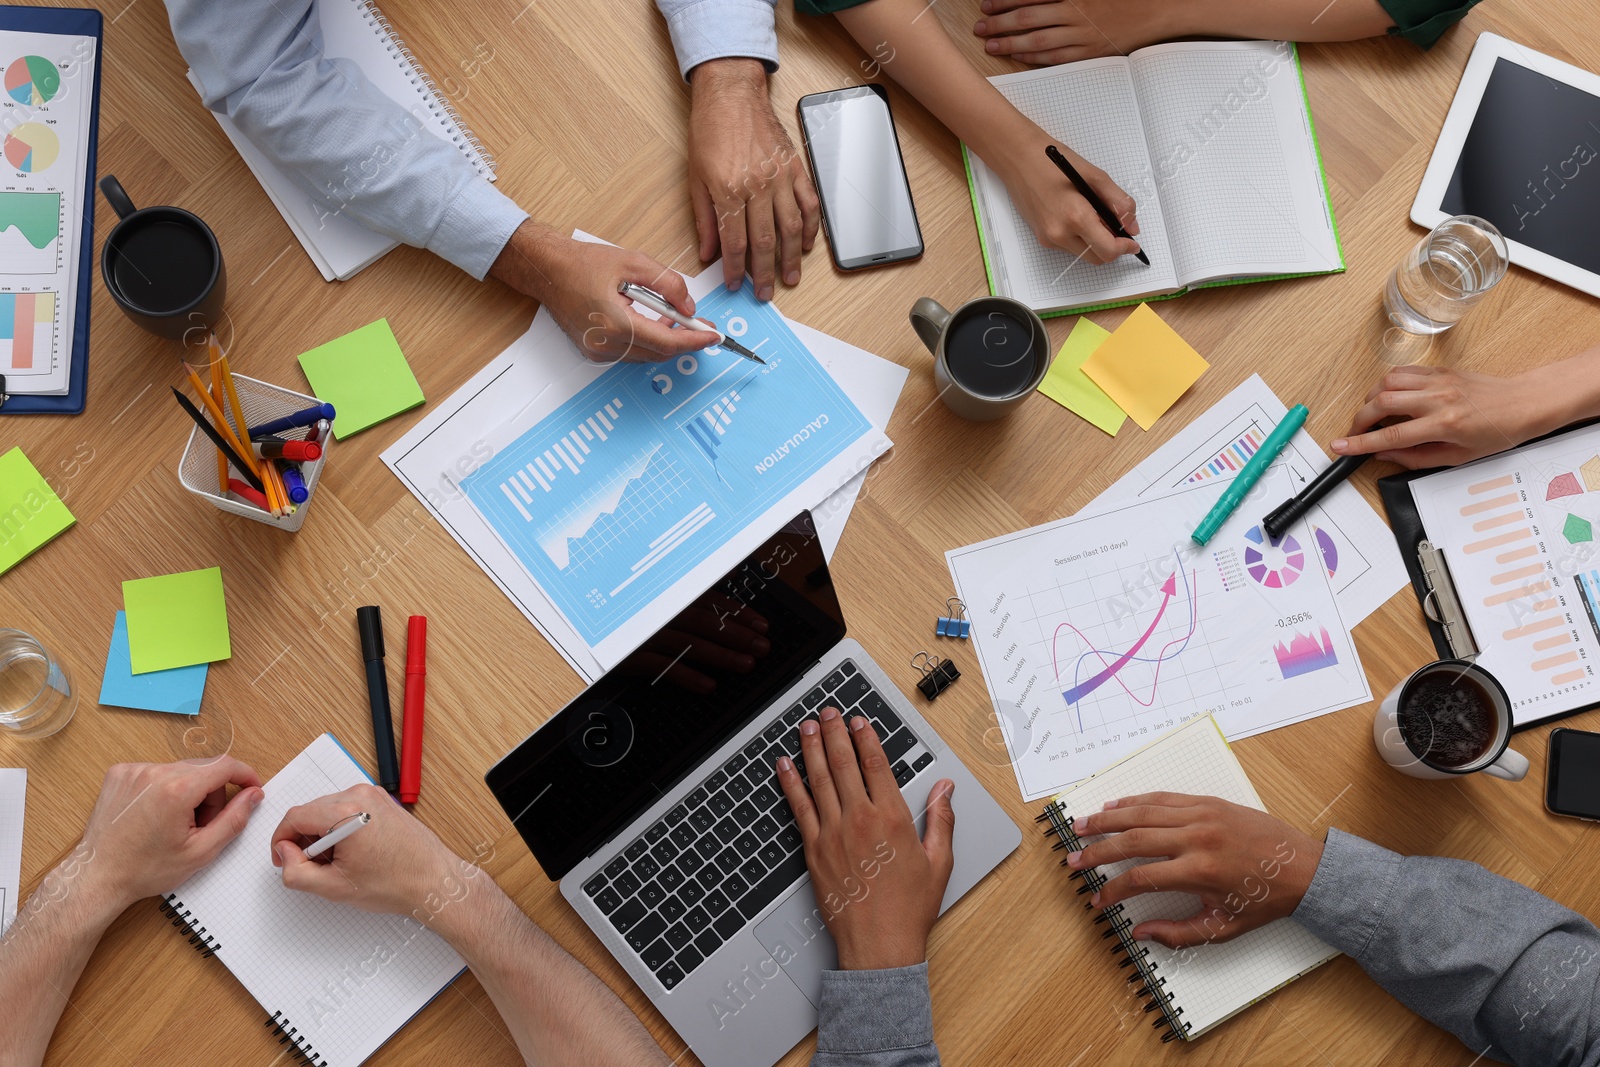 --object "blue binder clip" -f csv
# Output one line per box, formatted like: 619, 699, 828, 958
935, 598, 970, 639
